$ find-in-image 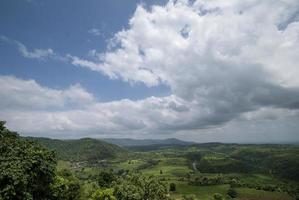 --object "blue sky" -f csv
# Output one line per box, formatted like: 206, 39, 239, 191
1, 0, 299, 142
0, 0, 169, 101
